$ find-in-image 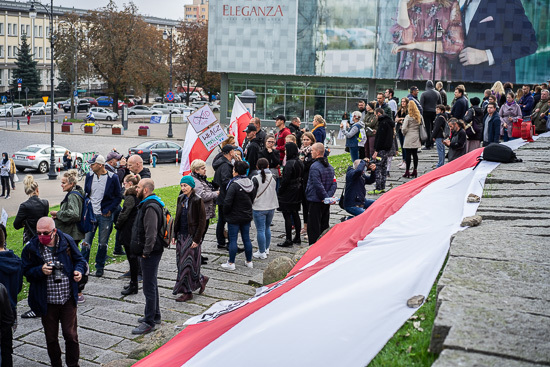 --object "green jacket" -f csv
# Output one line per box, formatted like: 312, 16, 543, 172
363, 112, 378, 137
531, 99, 549, 133
54, 186, 85, 242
